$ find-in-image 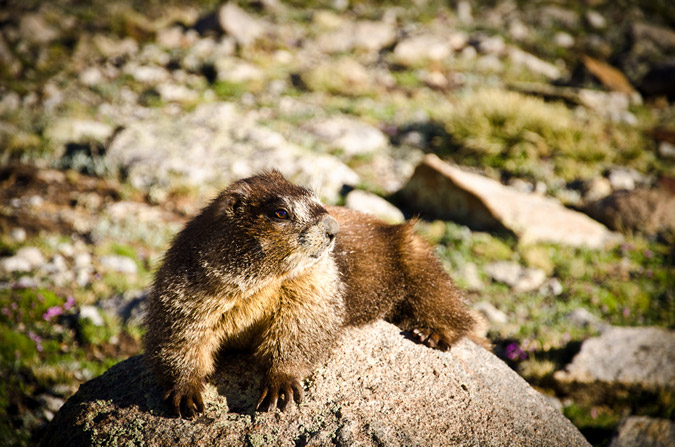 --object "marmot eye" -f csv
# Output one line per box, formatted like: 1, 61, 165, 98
273, 209, 289, 220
